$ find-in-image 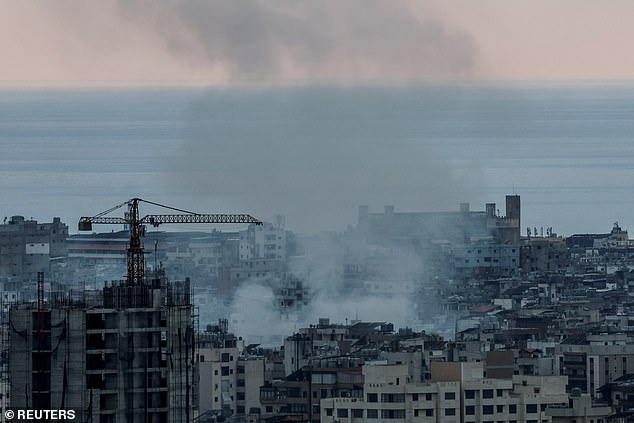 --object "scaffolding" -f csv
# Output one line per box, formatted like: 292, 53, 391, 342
0, 294, 13, 416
